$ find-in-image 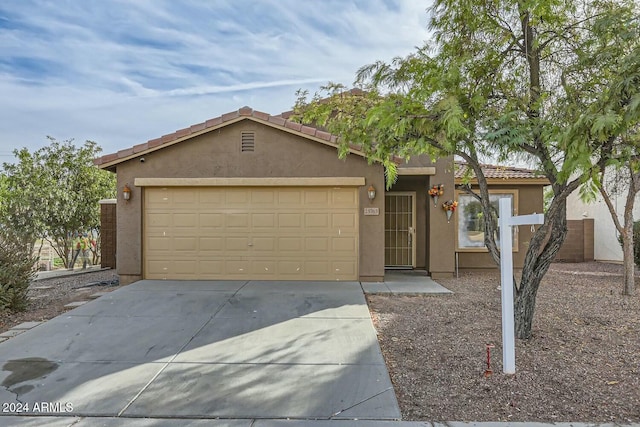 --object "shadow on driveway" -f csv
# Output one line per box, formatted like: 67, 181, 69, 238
0, 280, 400, 421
